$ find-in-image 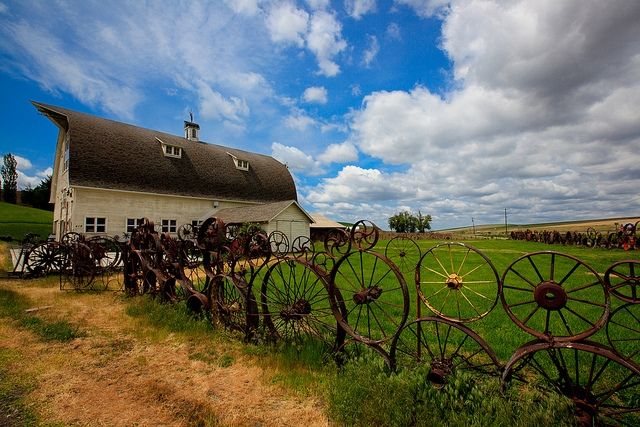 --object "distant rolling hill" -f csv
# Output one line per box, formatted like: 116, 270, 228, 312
0, 202, 53, 241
